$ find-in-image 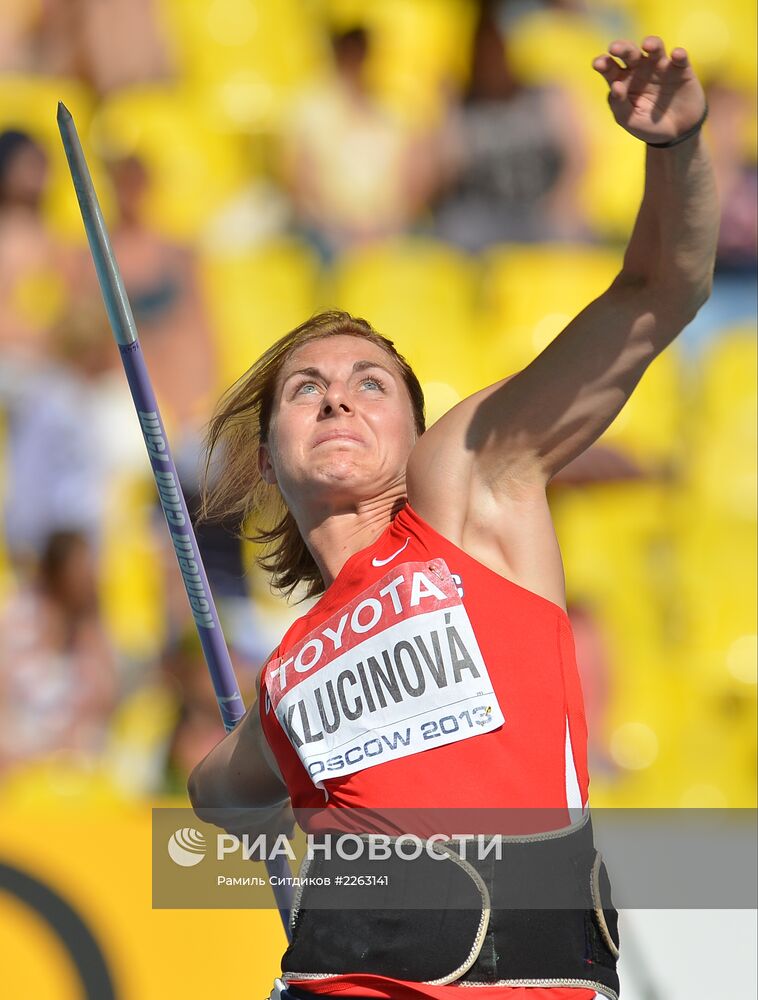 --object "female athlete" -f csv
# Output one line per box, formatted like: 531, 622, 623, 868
189, 36, 719, 1000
